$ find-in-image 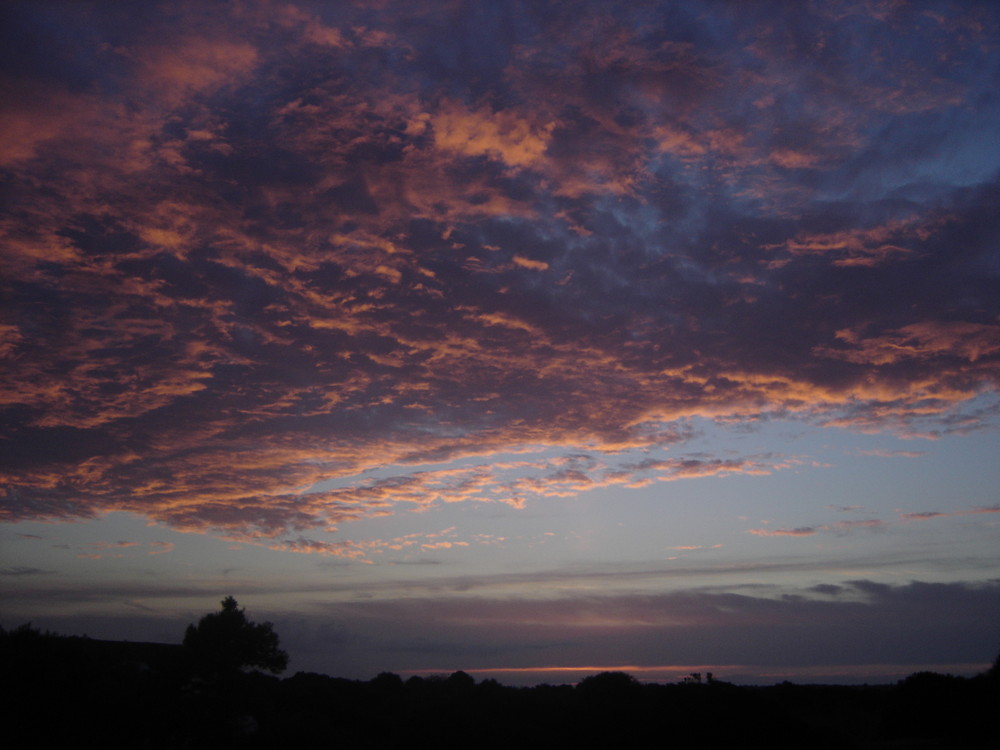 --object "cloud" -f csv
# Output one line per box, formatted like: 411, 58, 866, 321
268, 537, 372, 561
748, 527, 817, 537
8, 572, 997, 682
430, 101, 556, 169
900, 504, 1000, 522
816, 321, 1000, 366
857, 449, 926, 458
748, 519, 885, 538
136, 37, 258, 103
901, 511, 949, 521
511, 254, 550, 271
1, 0, 998, 543
753, 499, 1000, 540
0, 566, 52, 577
278, 578, 1000, 678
